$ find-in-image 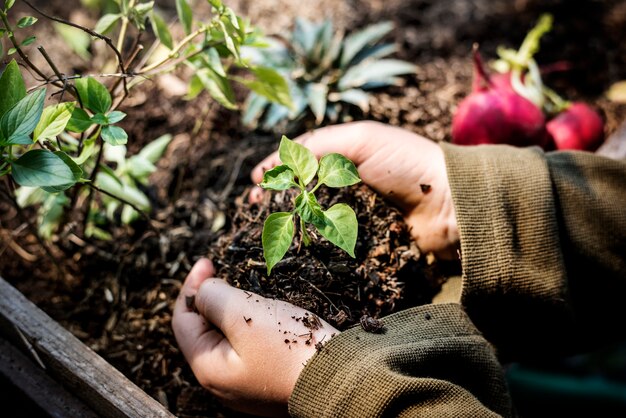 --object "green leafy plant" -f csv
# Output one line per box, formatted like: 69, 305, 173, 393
242, 18, 417, 132
259, 136, 361, 274
0, 0, 291, 240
